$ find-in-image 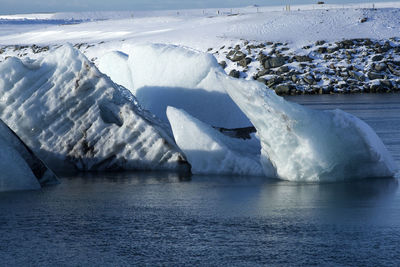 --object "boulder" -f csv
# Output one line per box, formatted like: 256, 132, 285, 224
238, 57, 252, 67
277, 65, 290, 74
274, 84, 293, 95
327, 47, 339, 53
266, 76, 283, 87
303, 75, 315, 85
295, 55, 313, 62
388, 63, 400, 75
229, 69, 240, 78
370, 83, 385, 93
371, 54, 384, 62
368, 72, 385, 80
227, 50, 246, 62
255, 69, 270, 78
350, 71, 366, 82
267, 56, 286, 68
374, 63, 387, 72
381, 79, 393, 89
256, 77, 267, 85
316, 47, 327, 54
